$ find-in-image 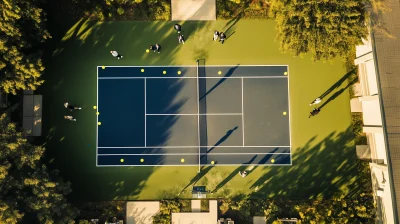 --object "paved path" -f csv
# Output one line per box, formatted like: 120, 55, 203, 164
171, 0, 216, 21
